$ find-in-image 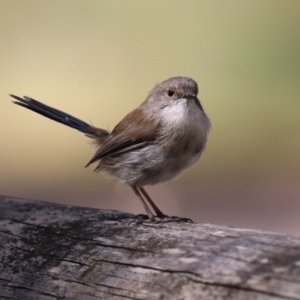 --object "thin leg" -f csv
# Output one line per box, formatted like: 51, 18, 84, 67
131, 185, 155, 221
131, 186, 193, 224
140, 187, 165, 218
